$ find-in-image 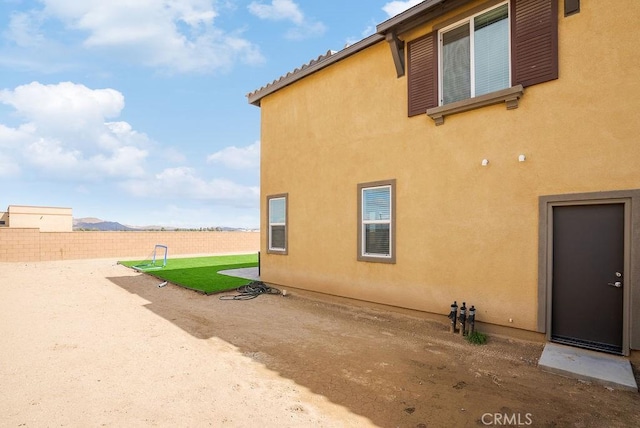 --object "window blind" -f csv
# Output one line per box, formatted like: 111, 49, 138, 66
474, 4, 510, 96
